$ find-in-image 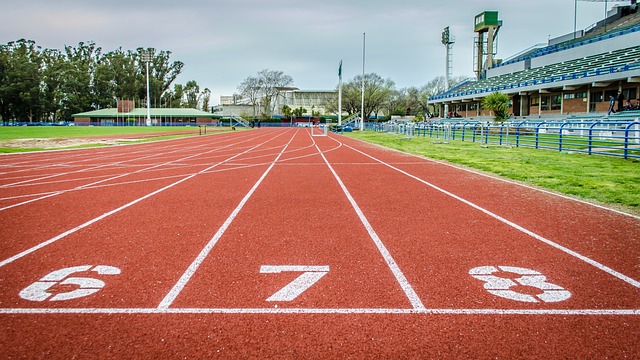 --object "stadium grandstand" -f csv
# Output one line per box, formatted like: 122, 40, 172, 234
429, 3, 640, 118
